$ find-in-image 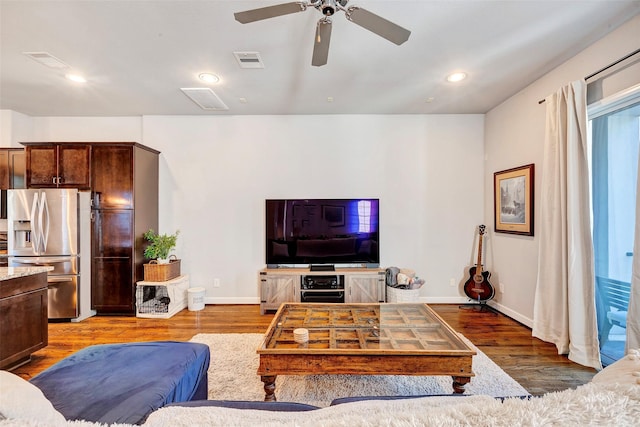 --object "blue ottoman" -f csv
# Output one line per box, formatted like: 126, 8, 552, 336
30, 341, 210, 425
